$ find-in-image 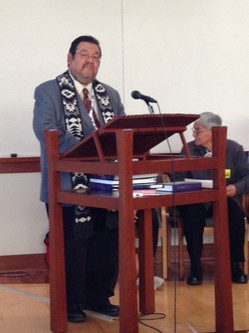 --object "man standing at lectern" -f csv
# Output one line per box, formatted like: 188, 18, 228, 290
33, 35, 125, 323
